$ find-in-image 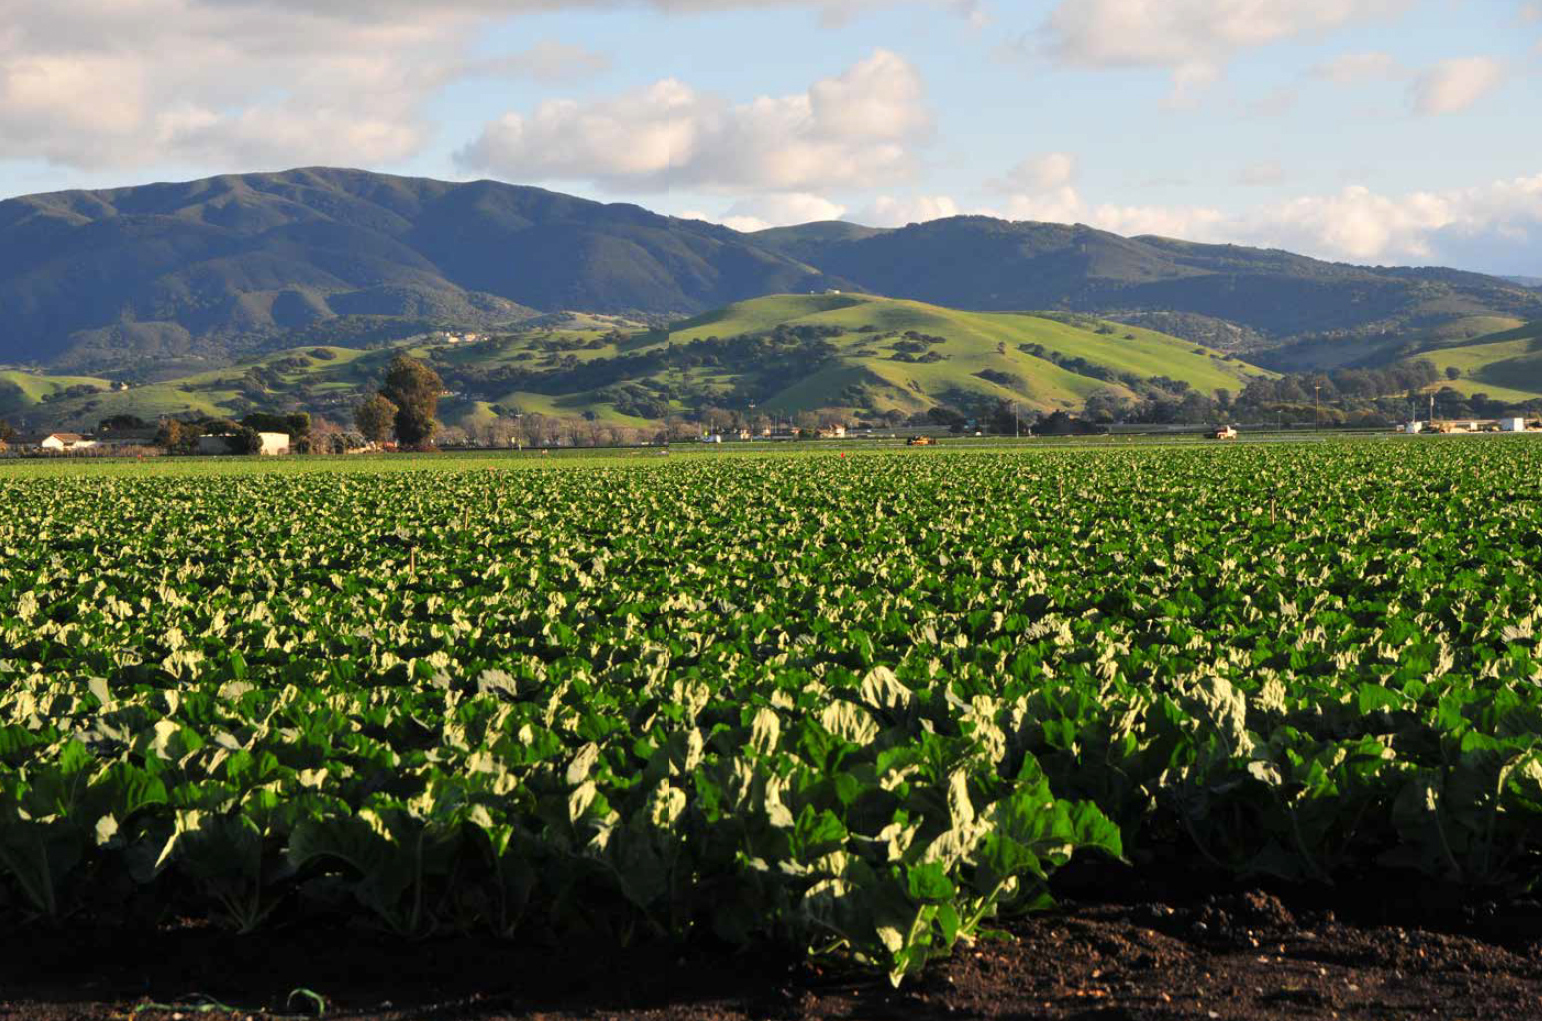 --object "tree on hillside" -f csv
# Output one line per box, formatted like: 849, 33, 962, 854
354, 394, 399, 445
0, 418, 14, 443
381, 355, 442, 446
98, 414, 147, 434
